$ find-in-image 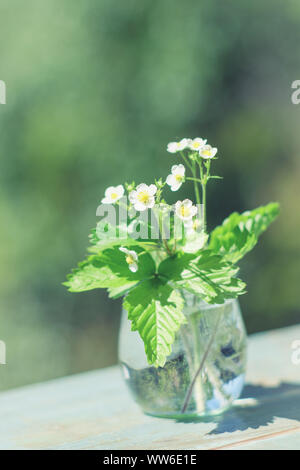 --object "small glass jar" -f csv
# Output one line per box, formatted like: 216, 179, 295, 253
119, 294, 247, 419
